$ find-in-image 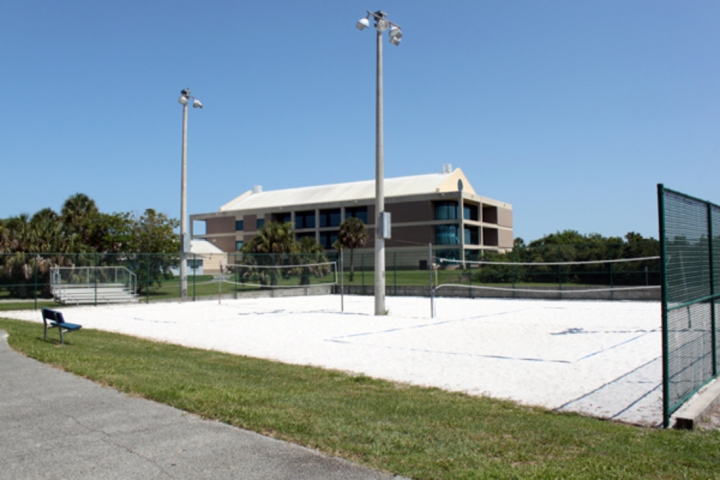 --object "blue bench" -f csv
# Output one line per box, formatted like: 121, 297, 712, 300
42, 308, 82, 345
